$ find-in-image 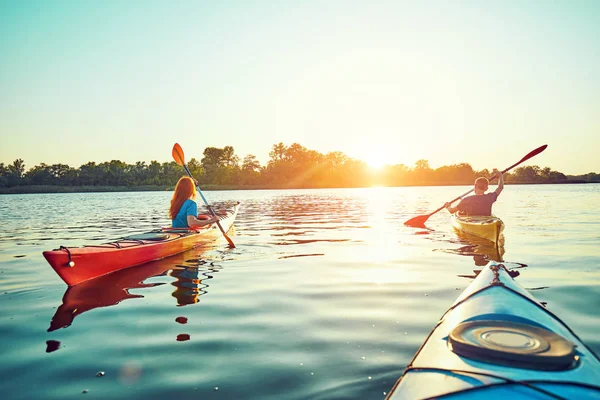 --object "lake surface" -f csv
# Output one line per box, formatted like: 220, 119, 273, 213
1, 185, 599, 399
